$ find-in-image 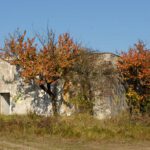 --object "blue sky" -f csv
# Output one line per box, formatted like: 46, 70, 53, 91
0, 0, 150, 53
